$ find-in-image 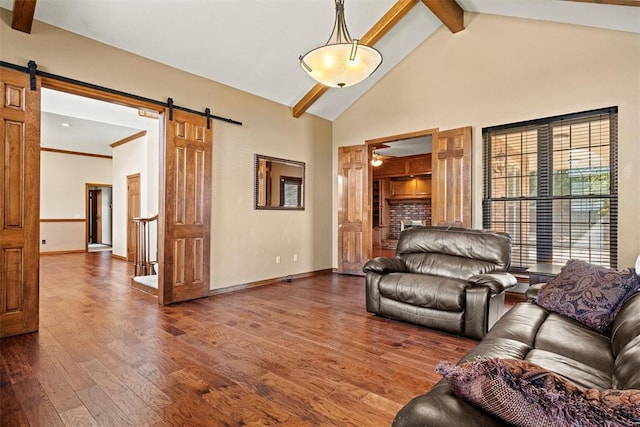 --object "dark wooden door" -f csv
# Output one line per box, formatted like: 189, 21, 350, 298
432, 126, 472, 227
158, 109, 212, 304
127, 174, 140, 261
88, 189, 102, 244
0, 67, 40, 338
96, 189, 102, 243
337, 145, 369, 275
